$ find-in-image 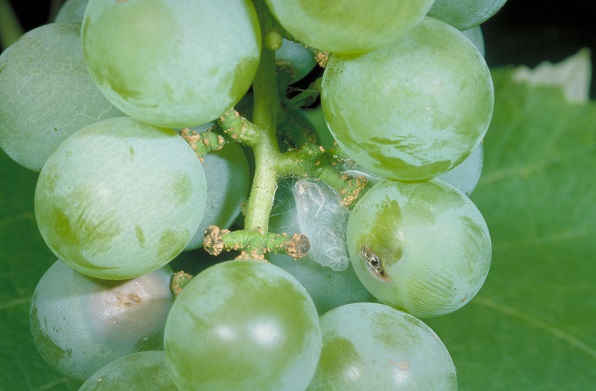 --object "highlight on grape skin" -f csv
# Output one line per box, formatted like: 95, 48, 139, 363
81, 0, 262, 128
34, 117, 208, 280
